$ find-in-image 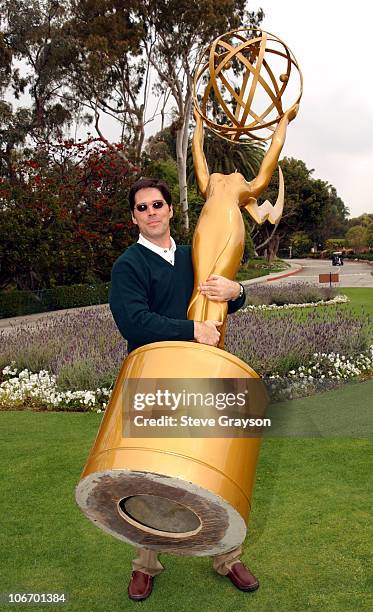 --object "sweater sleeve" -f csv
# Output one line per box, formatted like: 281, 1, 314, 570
227, 284, 246, 314
109, 256, 194, 346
